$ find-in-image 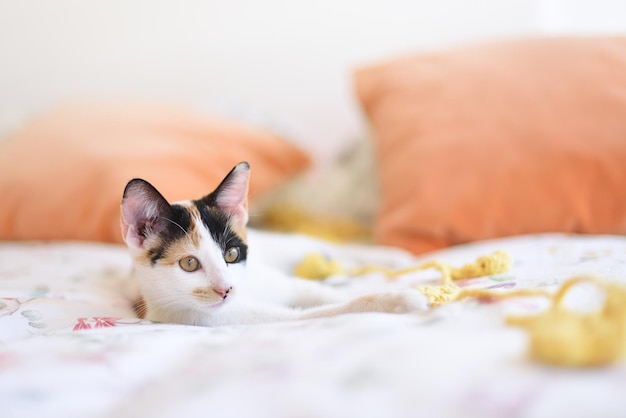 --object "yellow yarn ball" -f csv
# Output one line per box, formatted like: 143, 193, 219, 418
451, 250, 512, 280
294, 253, 344, 280
508, 277, 626, 367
